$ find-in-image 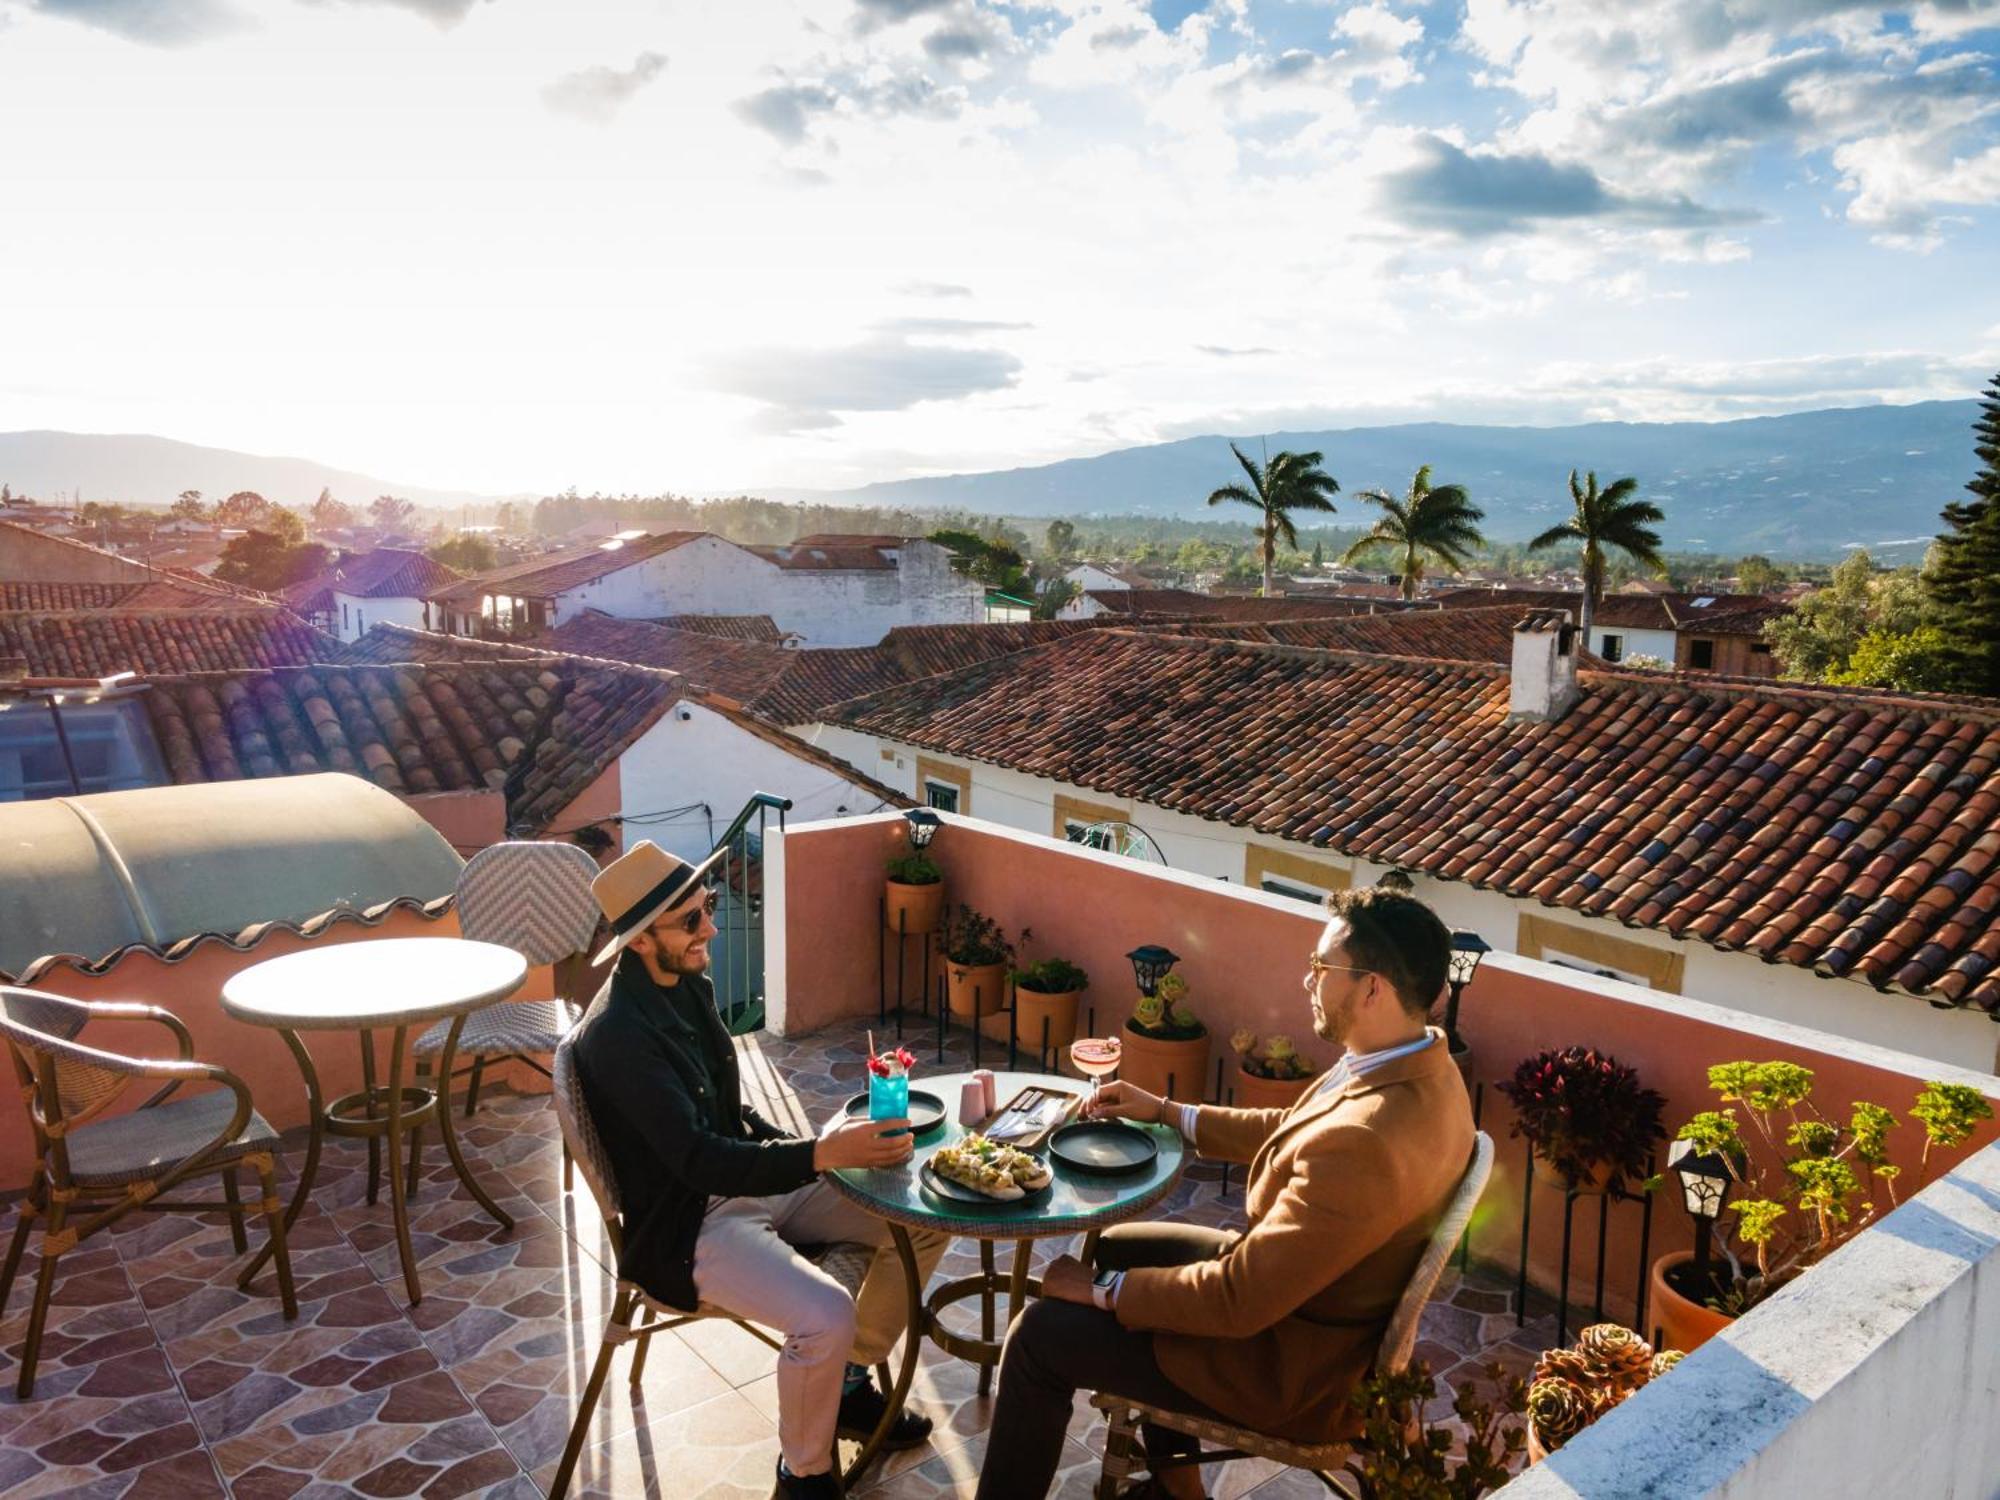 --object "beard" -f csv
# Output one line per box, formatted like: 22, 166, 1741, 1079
1311, 987, 1354, 1048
